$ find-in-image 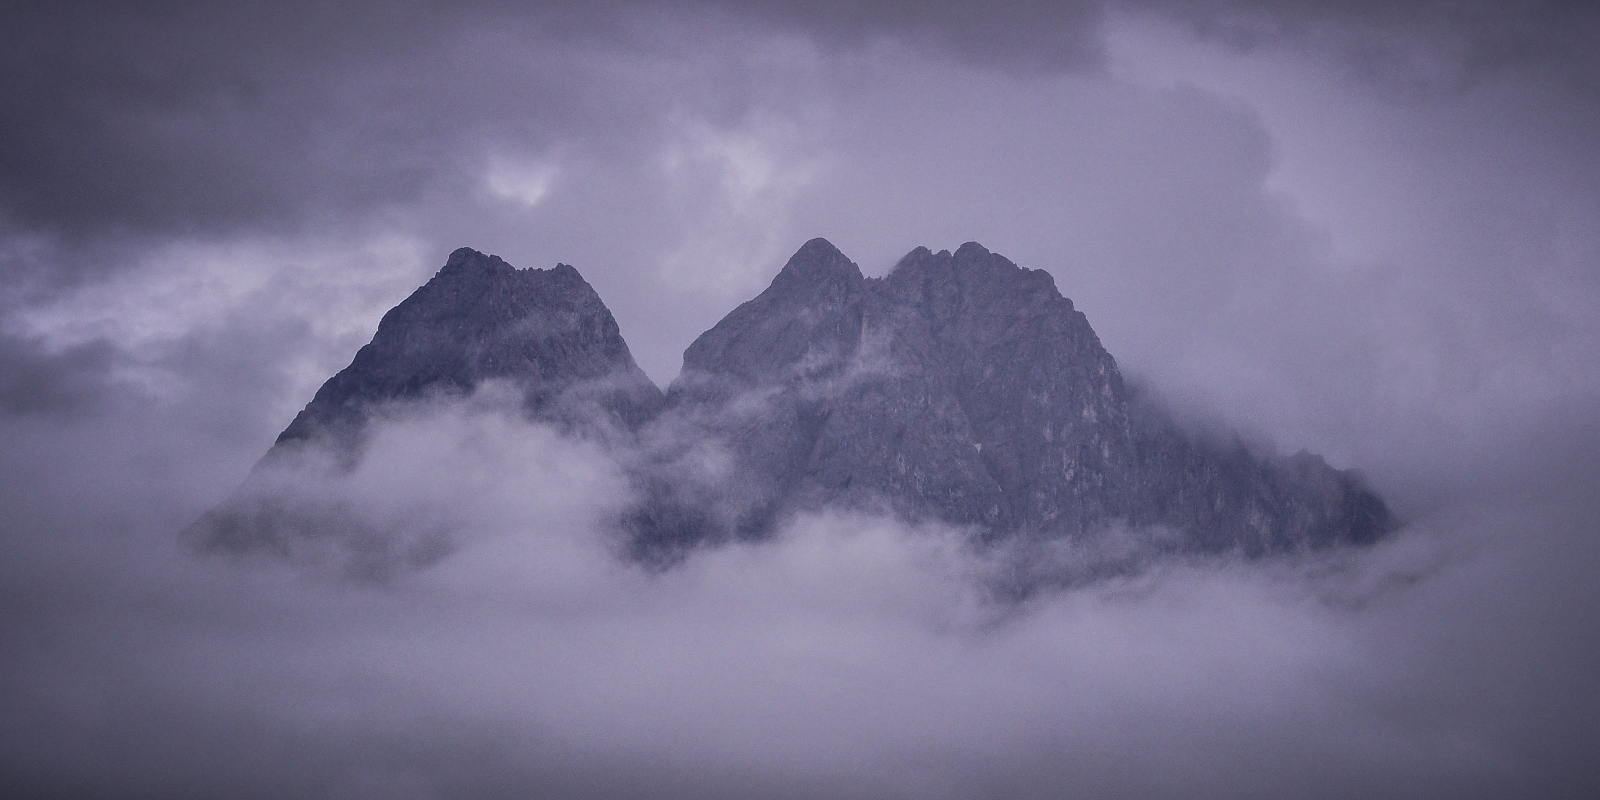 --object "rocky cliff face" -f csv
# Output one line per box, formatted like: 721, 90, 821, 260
277, 247, 662, 447
193, 247, 661, 571
628, 238, 1390, 564
197, 240, 1391, 579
